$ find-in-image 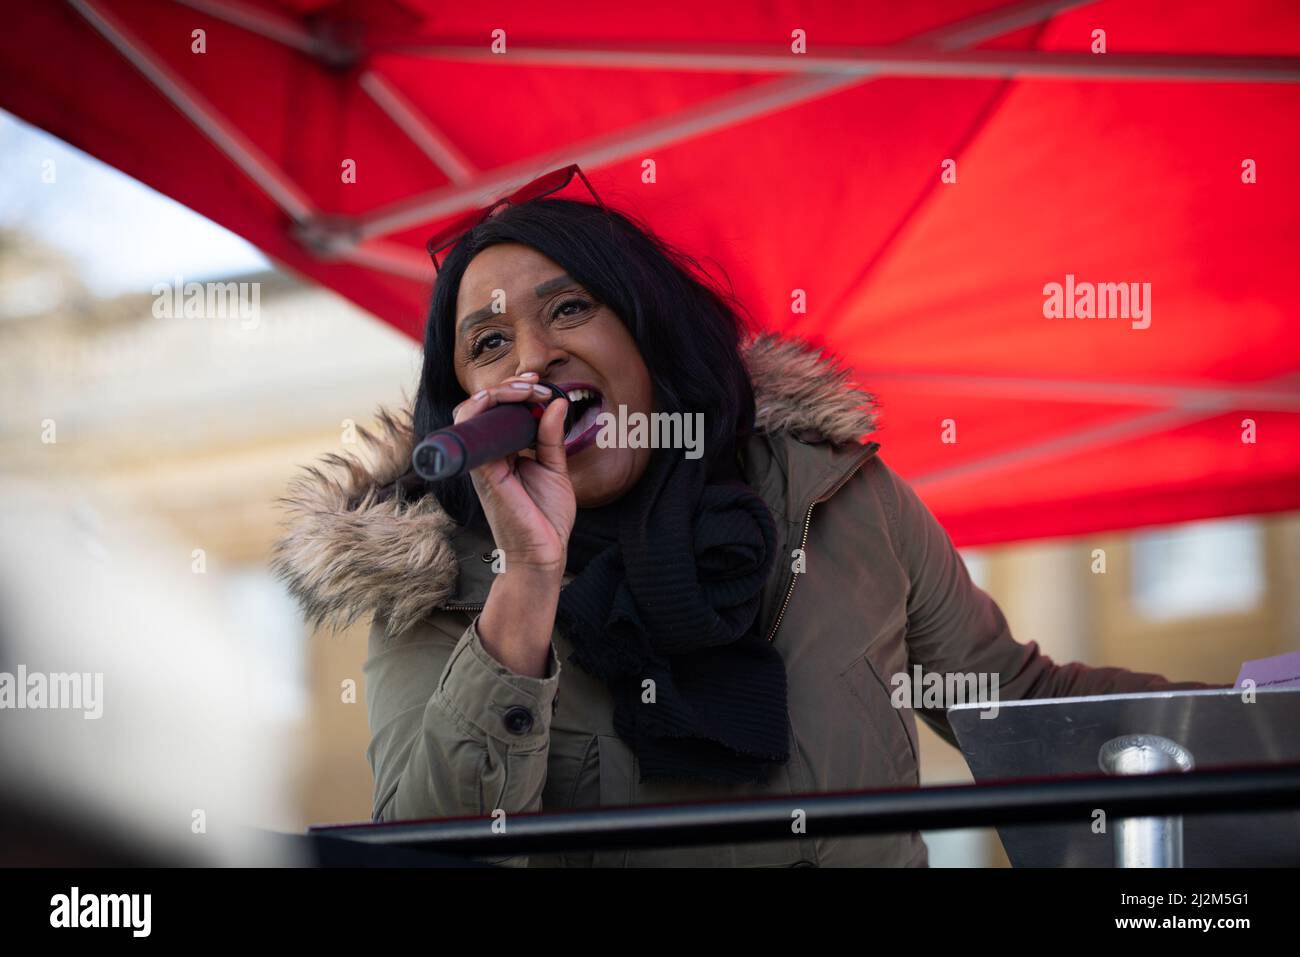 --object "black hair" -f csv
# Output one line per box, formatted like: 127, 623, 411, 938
390, 197, 758, 526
